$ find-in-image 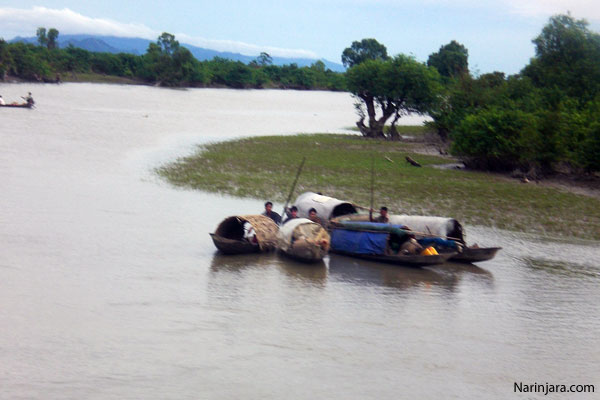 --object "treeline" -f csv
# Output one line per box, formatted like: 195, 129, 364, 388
431, 14, 600, 175
343, 14, 600, 174
0, 31, 346, 91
